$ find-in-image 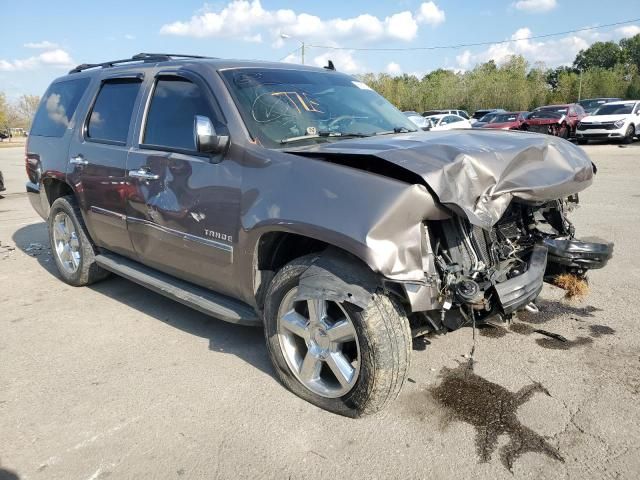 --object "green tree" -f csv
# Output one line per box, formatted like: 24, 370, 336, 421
573, 41, 622, 70
0, 92, 9, 130
620, 34, 640, 70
